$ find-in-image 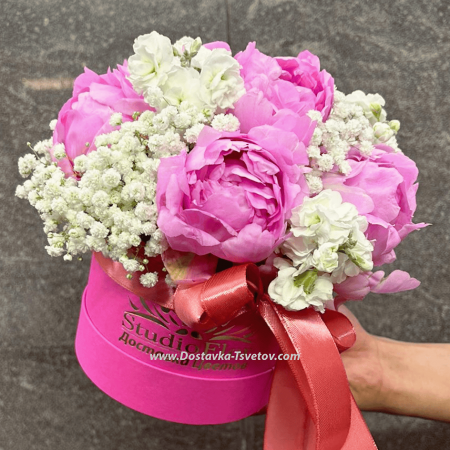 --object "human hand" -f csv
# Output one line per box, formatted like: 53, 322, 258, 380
338, 305, 387, 411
